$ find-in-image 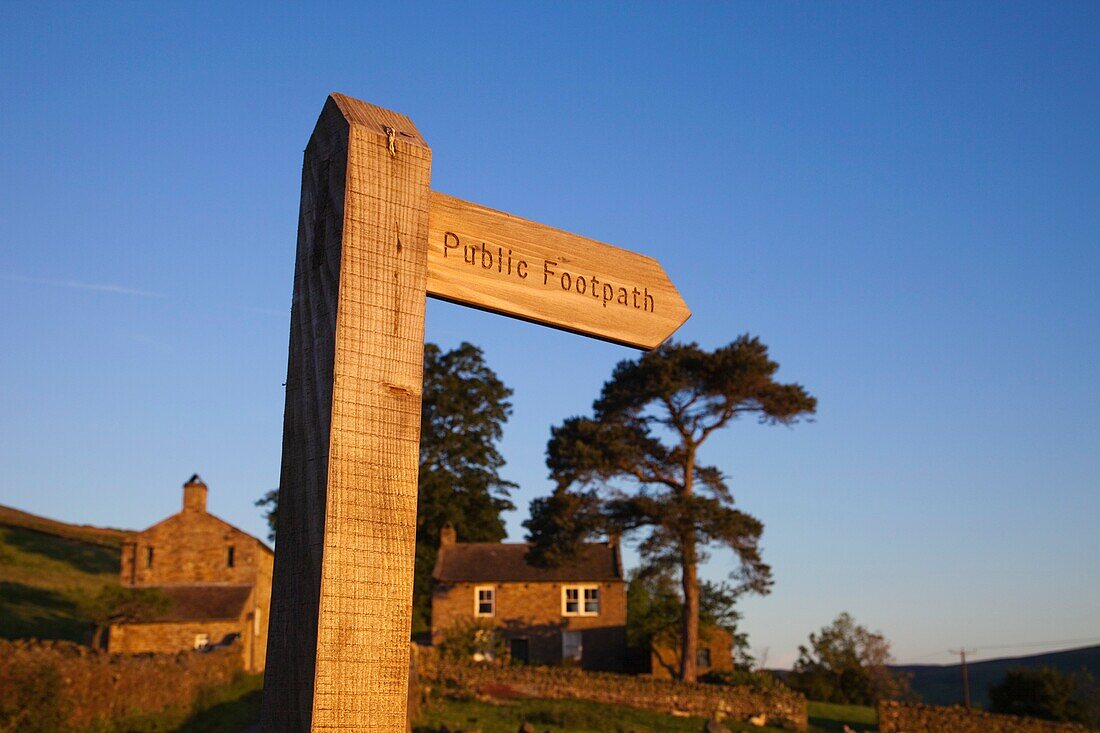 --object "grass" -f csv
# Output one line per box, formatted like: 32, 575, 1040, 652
414, 696, 801, 733
0, 505, 131, 549
807, 701, 878, 731
68, 692, 877, 733
171, 672, 265, 733
0, 523, 121, 641
67, 691, 877, 733
76, 672, 265, 733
